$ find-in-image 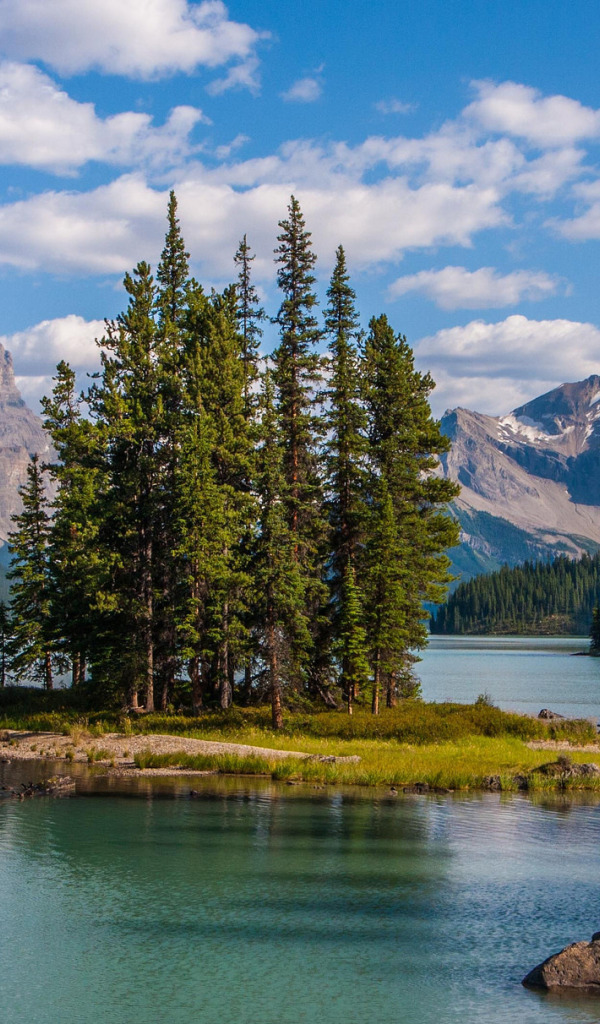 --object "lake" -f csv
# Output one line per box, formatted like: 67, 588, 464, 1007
2, 636, 600, 1024
419, 636, 600, 720
1, 773, 600, 1024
